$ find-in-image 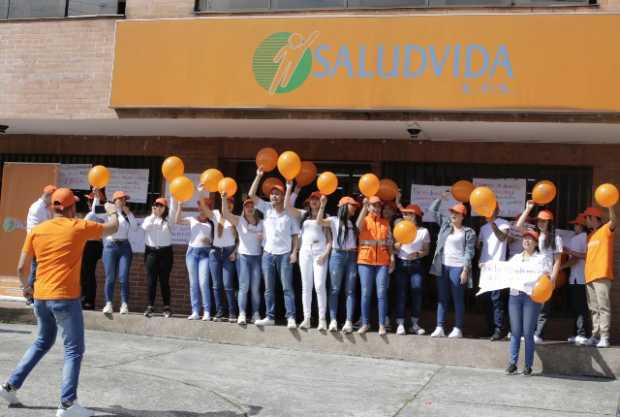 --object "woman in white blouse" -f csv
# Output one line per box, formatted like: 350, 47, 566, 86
221, 193, 264, 325
102, 191, 138, 315
175, 196, 214, 321
141, 197, 175, 318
